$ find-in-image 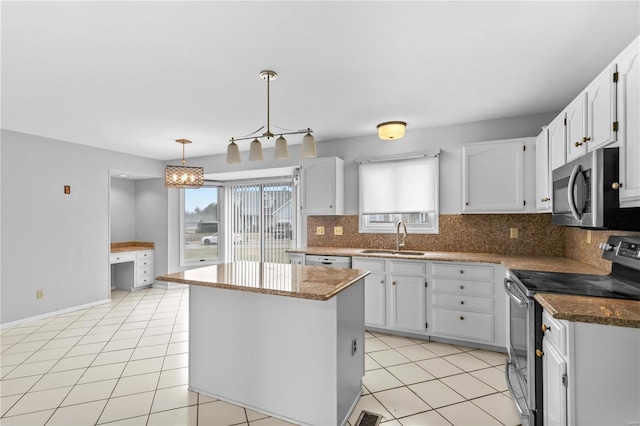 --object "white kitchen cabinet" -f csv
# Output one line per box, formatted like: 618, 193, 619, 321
461, 139, 526, 213
564, 94, 587, 163
540, 308, 640, 426
616, 36, 640, 208
110, 249, 154, 291
585, 65, 617, 152
353, 257, 427, 335
548, 112, 566, 171
301, 157, 344, 215
535, 128, 551, 211
289, 253, 305, 265
135, 250, 154, 287
429, 262, 506, 347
